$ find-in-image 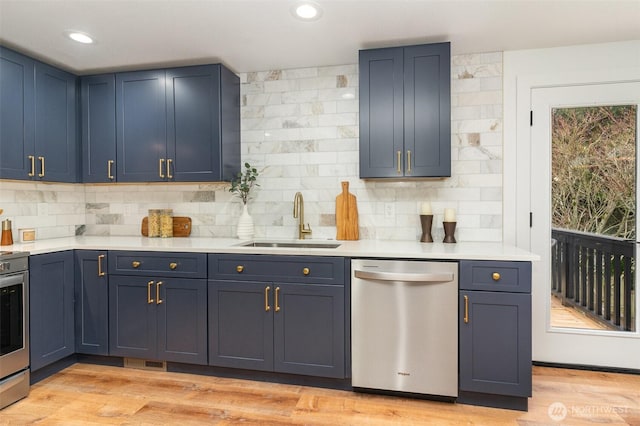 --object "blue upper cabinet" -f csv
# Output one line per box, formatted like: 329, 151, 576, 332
34, 62, 78, 182
359, 42, 450, 178
1, 47, 78, 182
0, 47, 35, 180
116, 70, 166, 182
115, 64, 239, 183
81, 74, 116, 183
